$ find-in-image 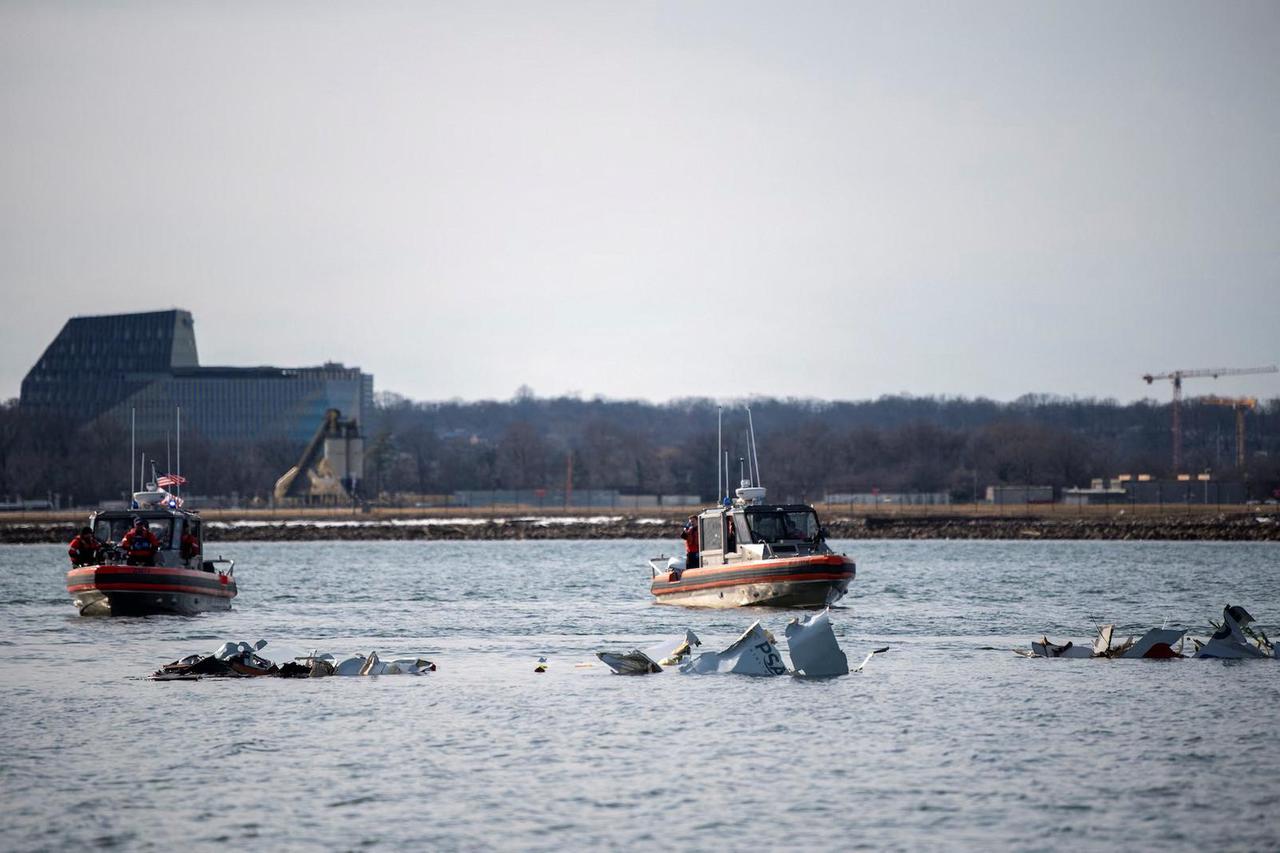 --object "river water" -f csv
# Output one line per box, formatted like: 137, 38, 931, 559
2, 539, 1278, 851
